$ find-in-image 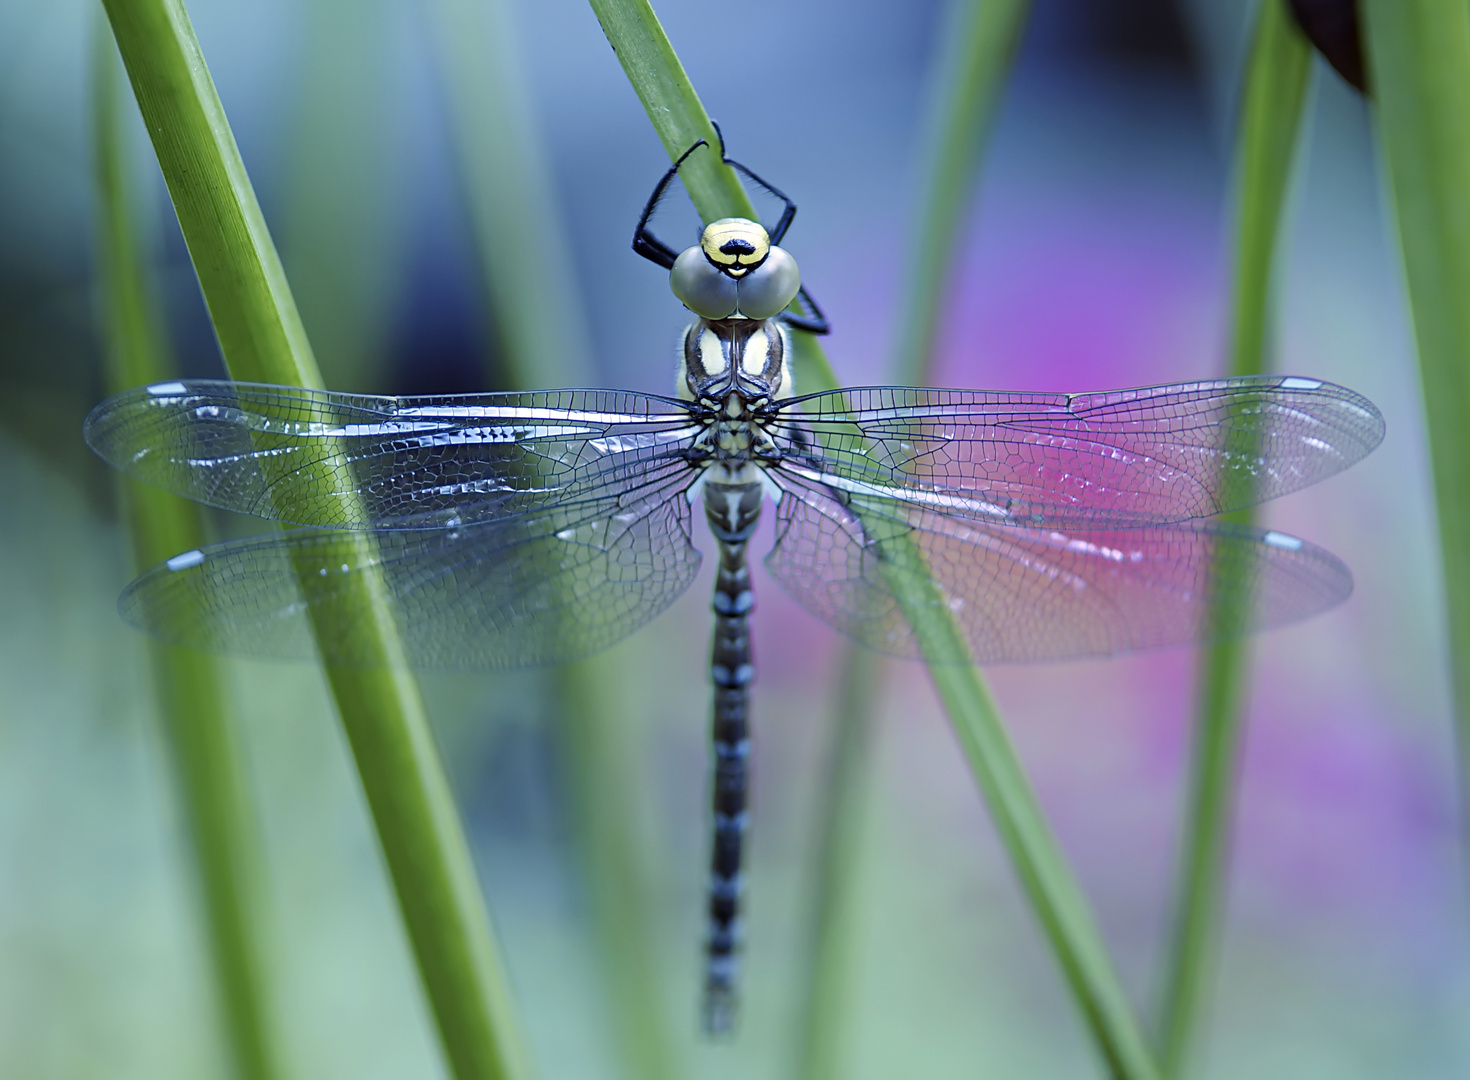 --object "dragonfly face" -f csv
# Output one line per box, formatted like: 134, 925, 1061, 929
83, 131, 1387, 1040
